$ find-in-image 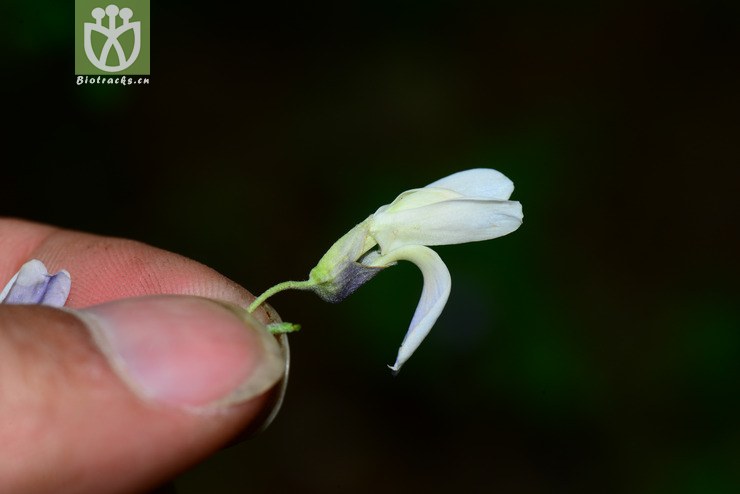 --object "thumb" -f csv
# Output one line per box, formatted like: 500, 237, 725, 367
0, 296, 286, 494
